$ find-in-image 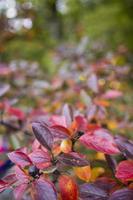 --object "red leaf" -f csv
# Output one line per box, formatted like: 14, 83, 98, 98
8, 151, 32, 167
33, 178, 57, 200
50, 115, 67, 127
59, 175, 78, 200
115, 160, 133, 183
0, 180, 8, 193
32, 122, 53, 150
32, 139, 41, 151
74, 115, 88, 132
13, 183, 28, 200
50, 125, 70, 139
79, 128, 120, 154
29, 149, 51, 169
3, 174, 17, 185
7, 107, 25, 120
0, 65, 12, 76
15, 166, 30, 184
